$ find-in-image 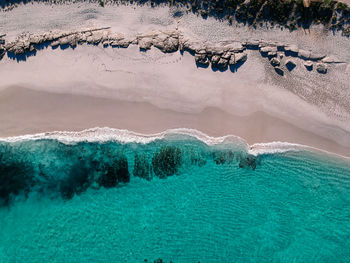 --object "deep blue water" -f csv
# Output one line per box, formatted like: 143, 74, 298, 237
0, 136, 350, 262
